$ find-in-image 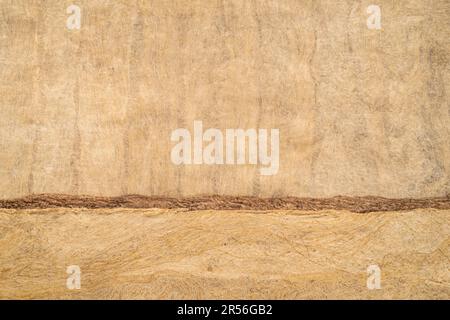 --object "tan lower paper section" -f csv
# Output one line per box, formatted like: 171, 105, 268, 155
0, 208, 448, 299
